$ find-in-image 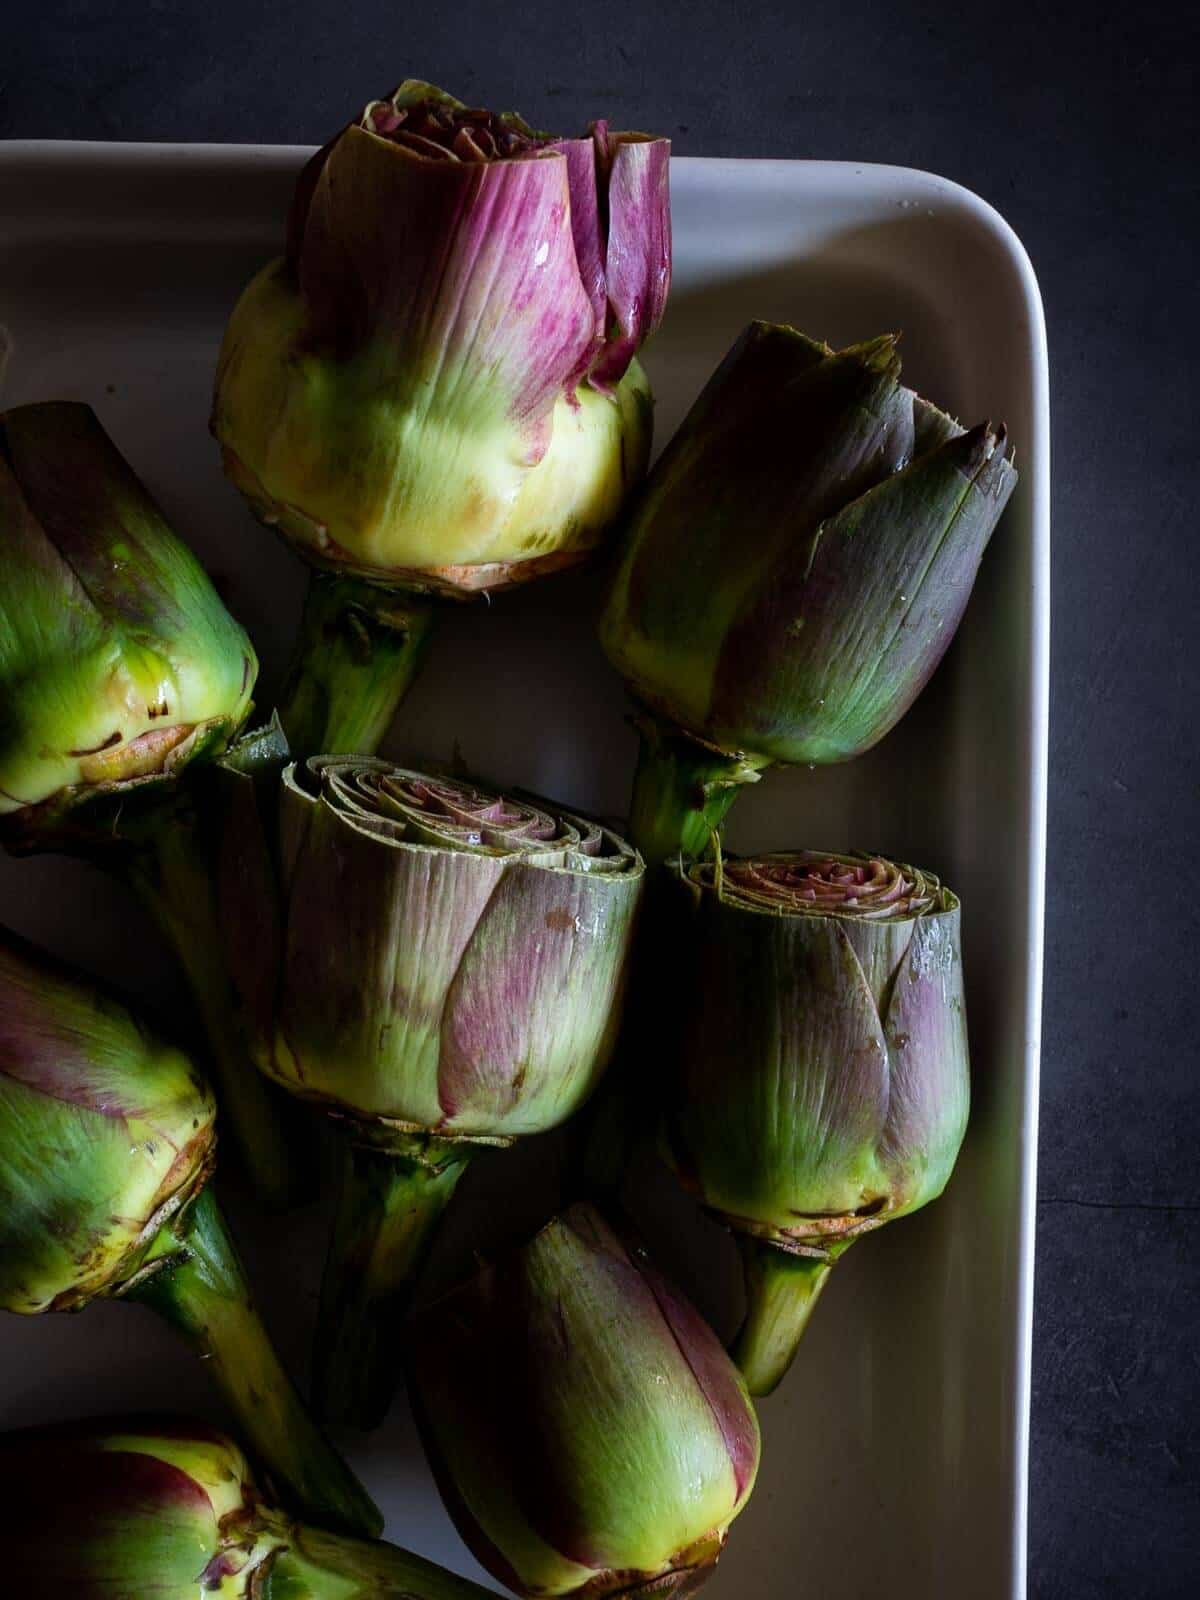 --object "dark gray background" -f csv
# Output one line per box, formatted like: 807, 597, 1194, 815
2, 2, 1197, 1593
